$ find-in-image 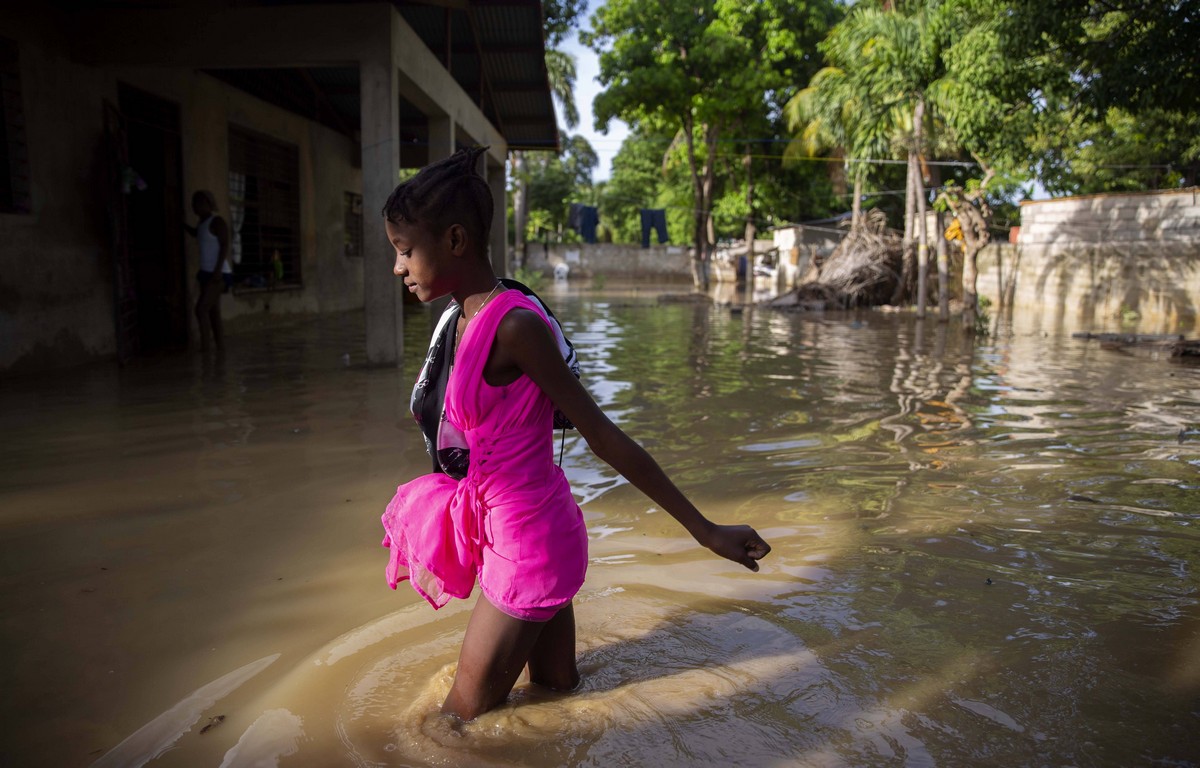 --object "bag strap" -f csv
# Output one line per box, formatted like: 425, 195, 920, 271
411, 279, 581, 475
